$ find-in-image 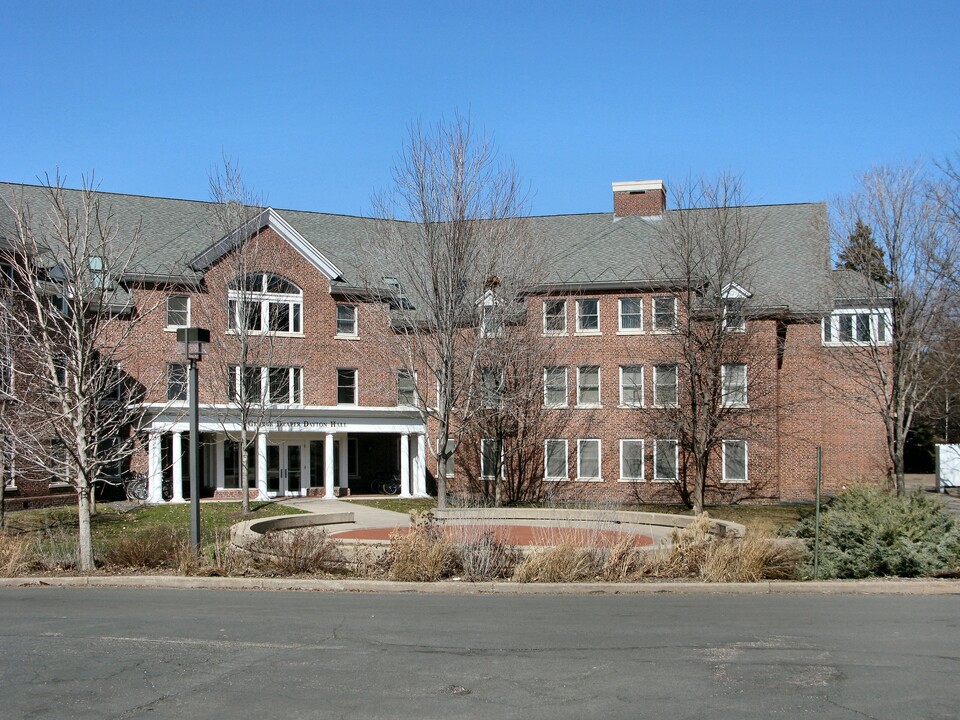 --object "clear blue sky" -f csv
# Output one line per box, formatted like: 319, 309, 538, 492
2, 1, 957, 217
